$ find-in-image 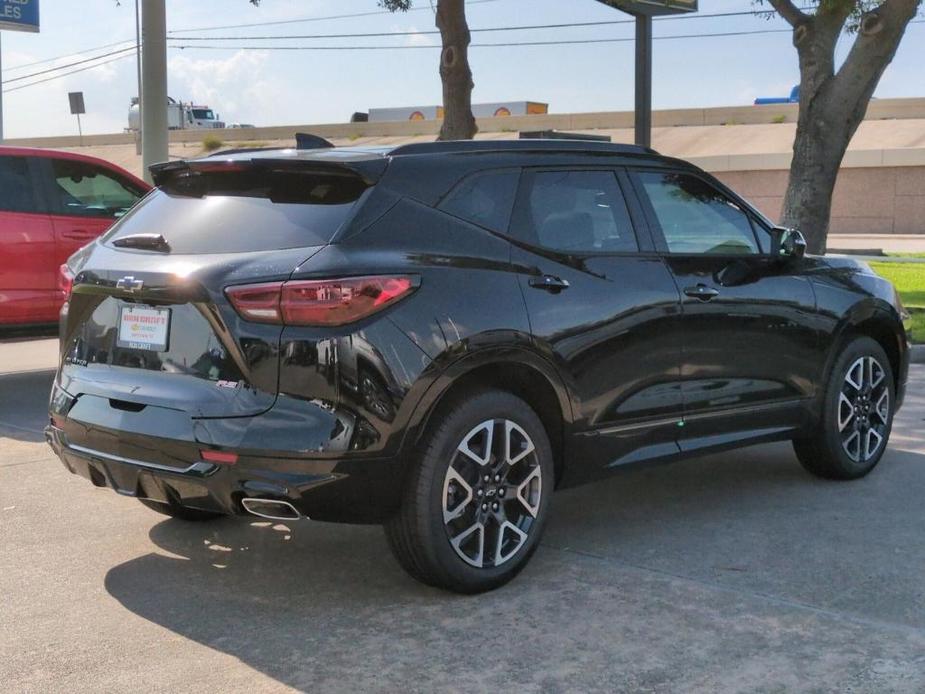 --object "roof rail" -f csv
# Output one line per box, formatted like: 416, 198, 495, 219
389, 139, 657, 157
520, 129, 612, 143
